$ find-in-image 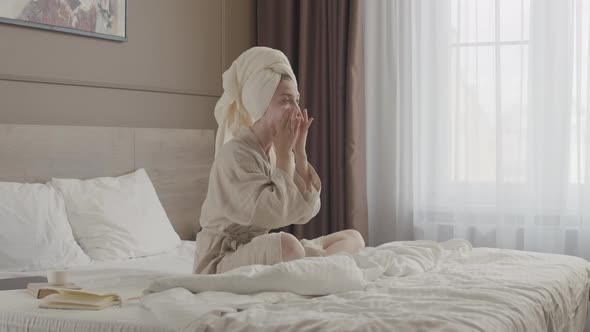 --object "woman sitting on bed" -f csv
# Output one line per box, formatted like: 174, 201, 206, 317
193, 47, 365, 274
